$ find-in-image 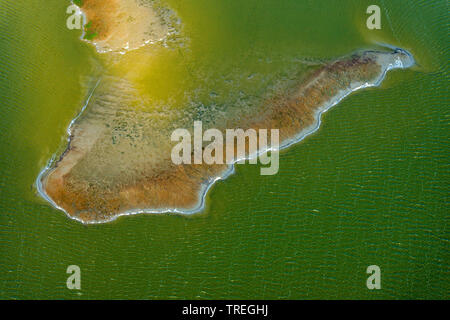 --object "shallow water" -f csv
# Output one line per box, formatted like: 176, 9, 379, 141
0, 0, 448, 298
